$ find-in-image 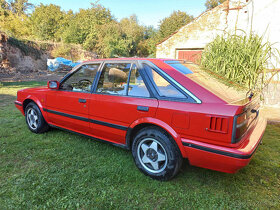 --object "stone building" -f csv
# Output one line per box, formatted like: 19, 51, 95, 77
156, 0, 280, 108
156, 0, 280, 66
